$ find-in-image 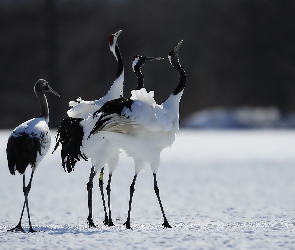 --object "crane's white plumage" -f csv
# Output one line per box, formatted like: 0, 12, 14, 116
67, 30, 124, 119
6, 79, 59, 233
